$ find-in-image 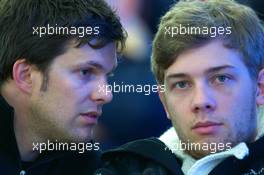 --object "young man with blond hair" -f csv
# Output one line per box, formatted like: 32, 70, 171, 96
95, 0, 264, 174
